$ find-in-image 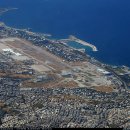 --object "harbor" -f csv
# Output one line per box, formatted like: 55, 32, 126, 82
60, 35, 98, 52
